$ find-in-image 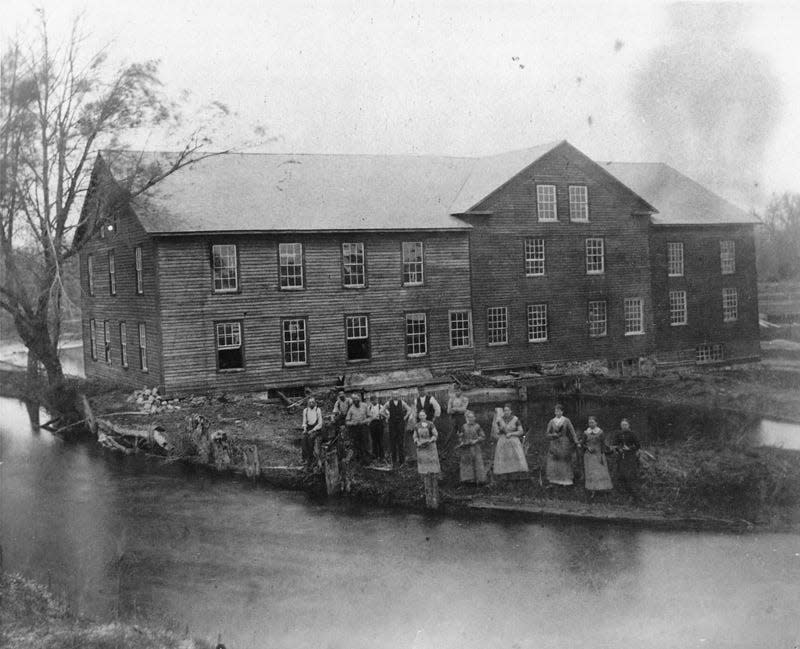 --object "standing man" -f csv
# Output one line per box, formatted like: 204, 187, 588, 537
446, 387, 469, 452
300, 397, 324, 468
415, 386, 441, 425
381, 392, 411, 467
366, 394, 384, 464
331, 390, 352, 431
345, 392, 369, 463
